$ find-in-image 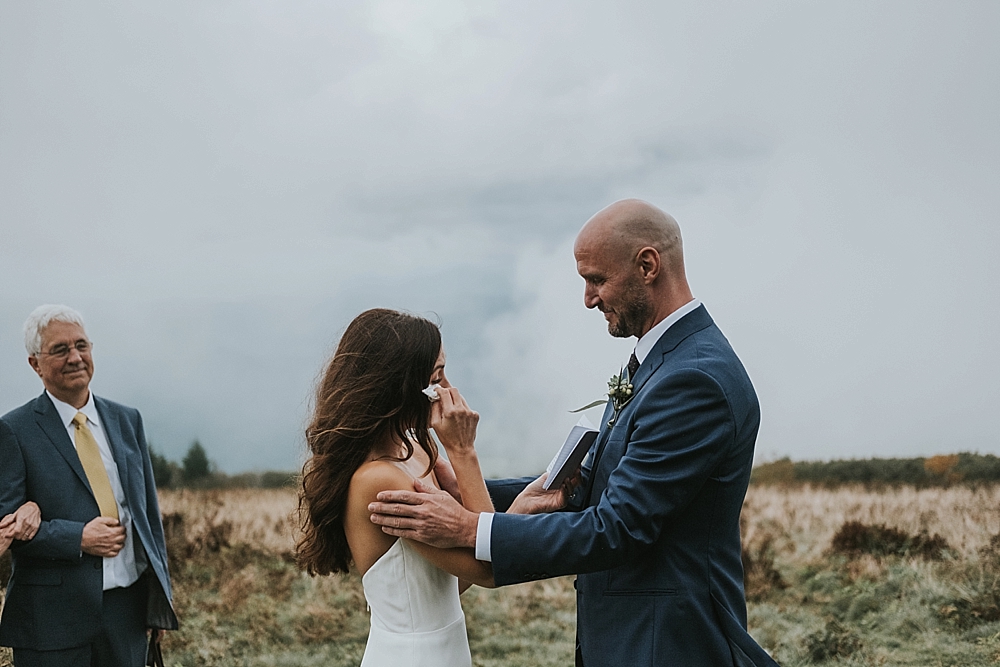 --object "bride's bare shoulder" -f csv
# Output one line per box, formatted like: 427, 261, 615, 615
345, 461, 414, 574
349, 460, 413, 500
